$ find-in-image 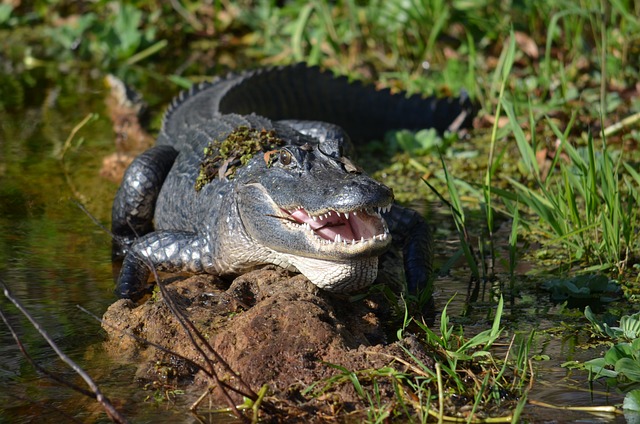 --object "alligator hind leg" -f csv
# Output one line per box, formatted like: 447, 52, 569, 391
111, 145, 178, 258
